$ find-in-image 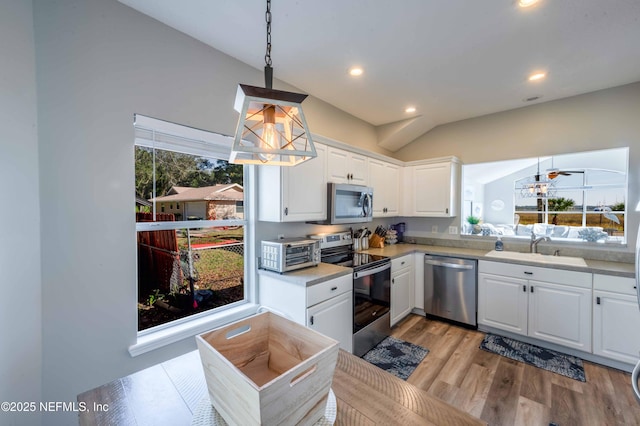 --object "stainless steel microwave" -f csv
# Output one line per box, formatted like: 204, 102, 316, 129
327, 183, 373, 224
